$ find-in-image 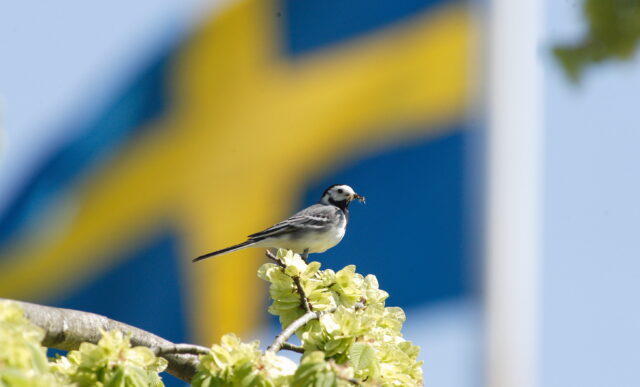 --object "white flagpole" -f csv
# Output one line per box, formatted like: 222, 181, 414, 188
486, 0, 543, 386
